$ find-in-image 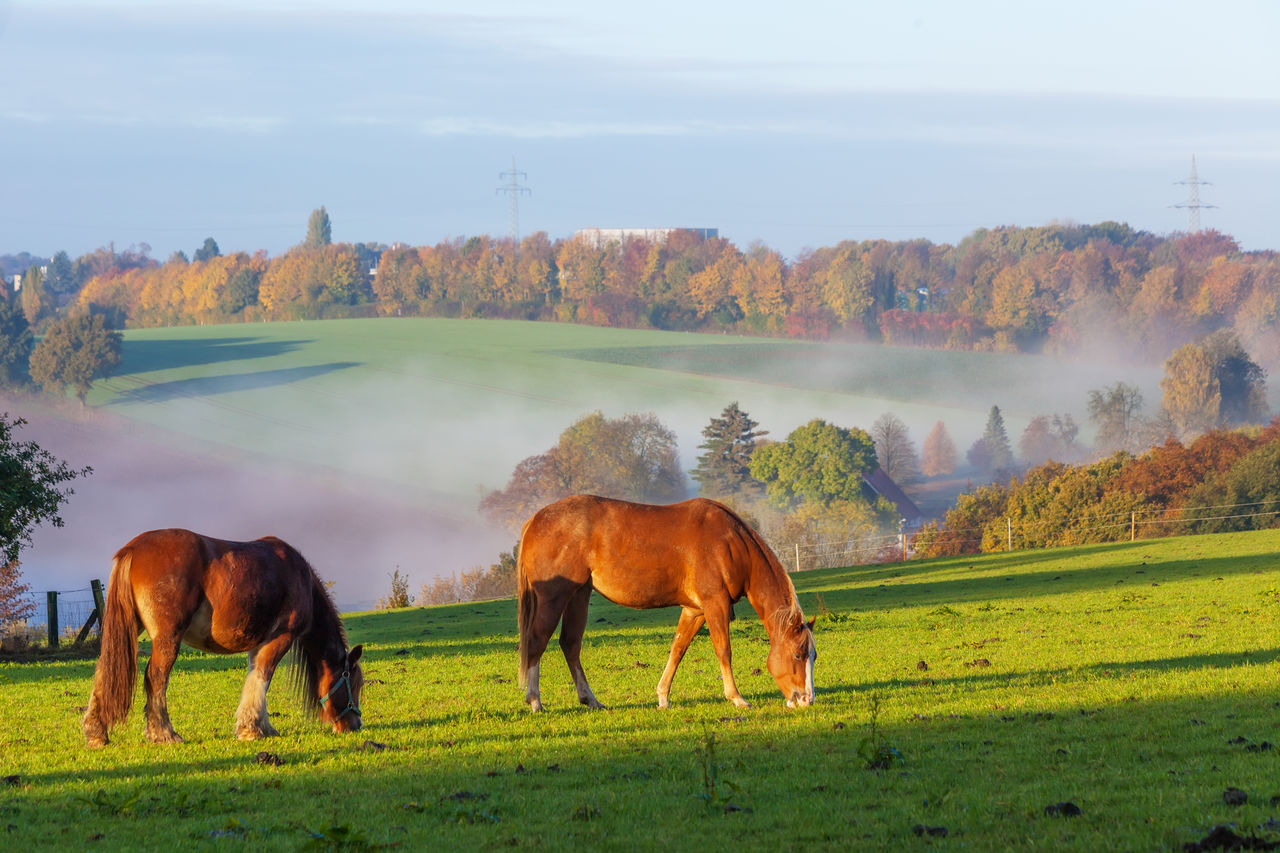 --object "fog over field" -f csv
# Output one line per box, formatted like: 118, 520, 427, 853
7, 319, 1172, 610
